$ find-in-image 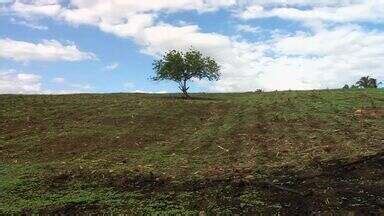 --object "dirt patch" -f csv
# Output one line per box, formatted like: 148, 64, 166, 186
0, 118, 48, 138
354, 108, 384, 118
48, 172, 74, 185
116, 172, 168, 191
26, 202, 103, 215
41, 133, 144, 158
110, 151, 384, 214
97, 116, 134, 127
26, 151, 384, 214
